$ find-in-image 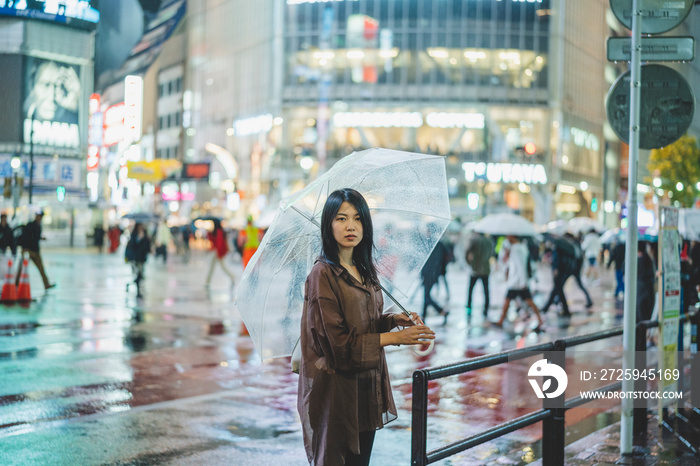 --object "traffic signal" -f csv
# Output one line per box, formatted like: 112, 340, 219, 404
56, 185, 65, 202
591, 197, 598, 213
3, 178, 10, 199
